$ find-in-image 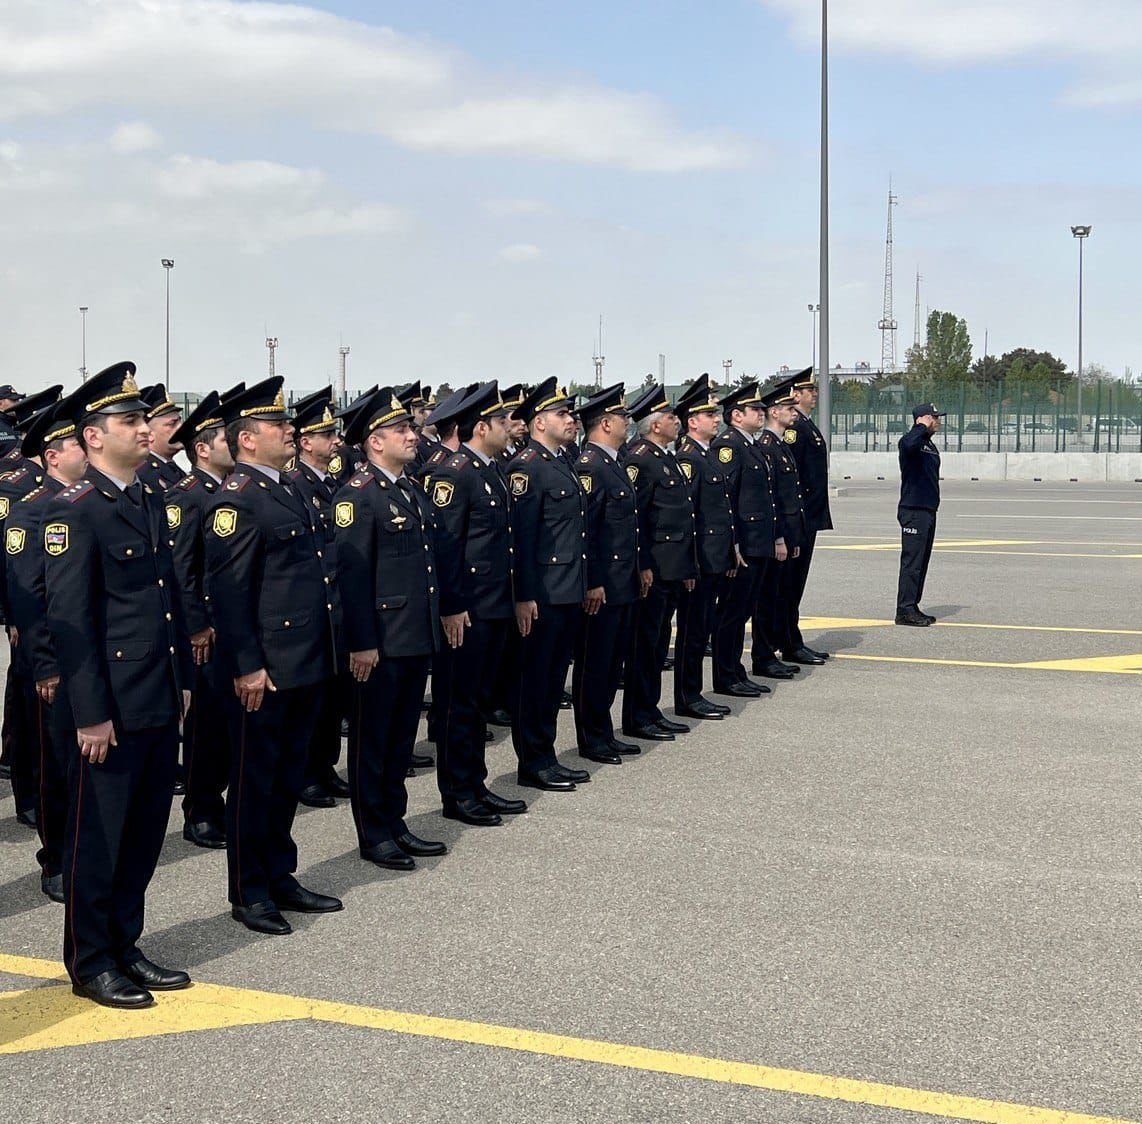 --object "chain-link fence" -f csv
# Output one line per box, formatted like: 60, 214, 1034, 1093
829, 378, 1142, 453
